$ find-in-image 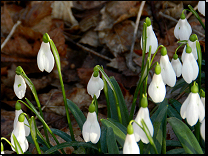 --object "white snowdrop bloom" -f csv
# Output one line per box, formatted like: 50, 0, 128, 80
141, 17, 158, 54
37, 42, 55, 73
182, 40, 198, 62
87, 72, 104, 99
82, 111, 101, 144
160, 47, 176, 87
11, 114, 29, 153
182, 45, 199, 84
148, 63, 166, 103
198, 1, 205, 16
174, 12, 192, 40
171, 55, 182, 77
14, 109, 30, 136
180, 83, 205, 126
14, 74, 26, 99
123, 124, 140, 154
133, 107, 154, 144
200, 119, 205, 141
201, 97, 205, 108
